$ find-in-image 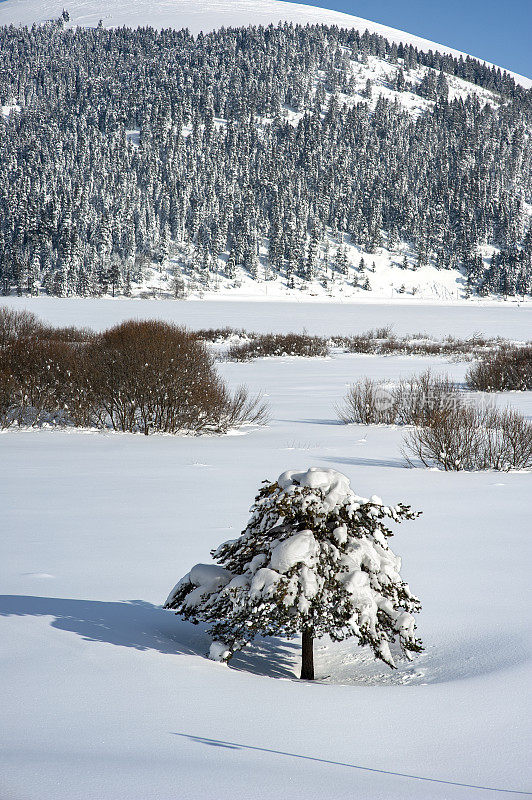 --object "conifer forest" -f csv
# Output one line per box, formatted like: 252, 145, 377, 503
1, 16, 531, 298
